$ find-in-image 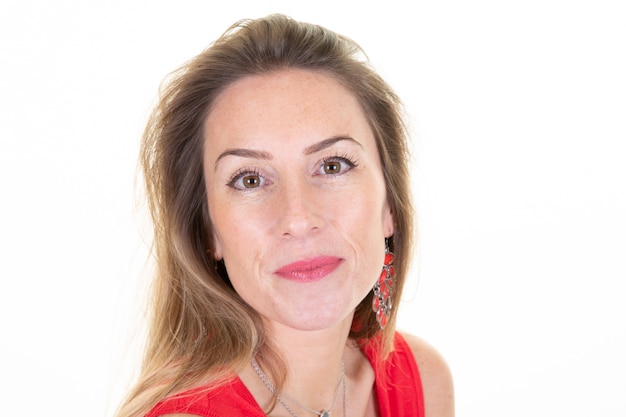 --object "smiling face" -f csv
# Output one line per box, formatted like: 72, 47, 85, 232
203, 69, 394, 331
